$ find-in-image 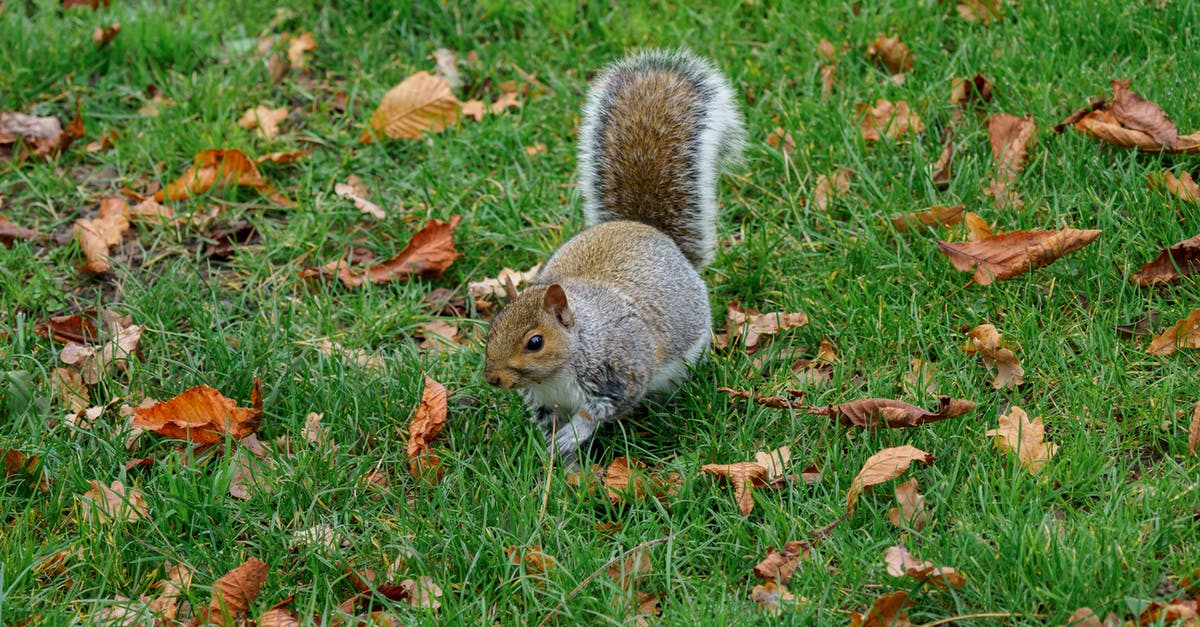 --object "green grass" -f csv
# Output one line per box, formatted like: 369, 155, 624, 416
2, 0, 1199, 624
